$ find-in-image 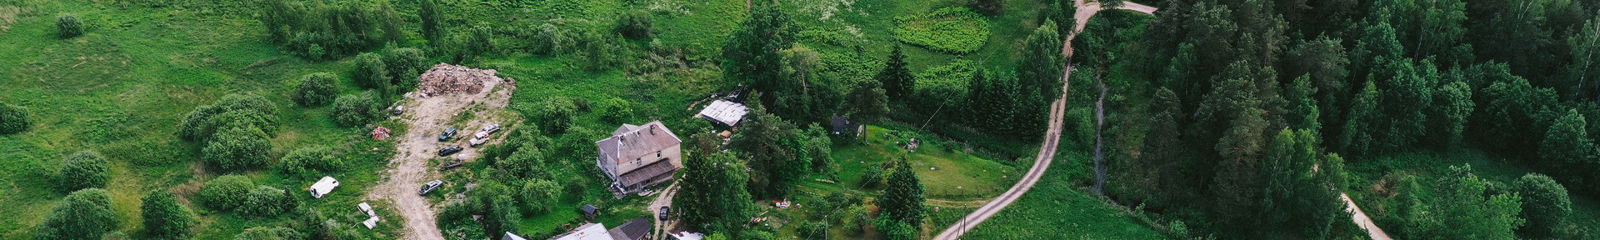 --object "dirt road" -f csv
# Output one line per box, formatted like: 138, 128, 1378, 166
1343, 193, 1393, 240
648, 182, 679, 240
932, 1, 1155, 239
367, 74, 514, 240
